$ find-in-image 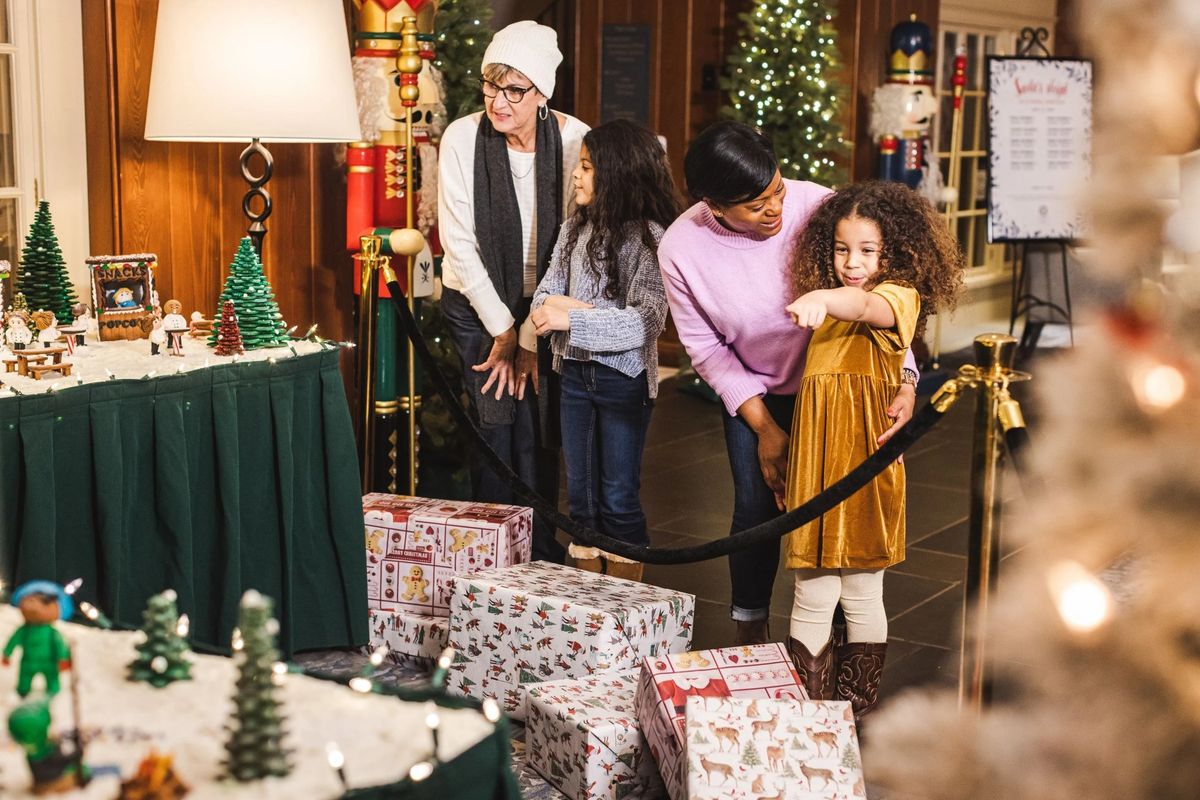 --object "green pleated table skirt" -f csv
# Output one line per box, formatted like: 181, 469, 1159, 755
0, 349, 368, 655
